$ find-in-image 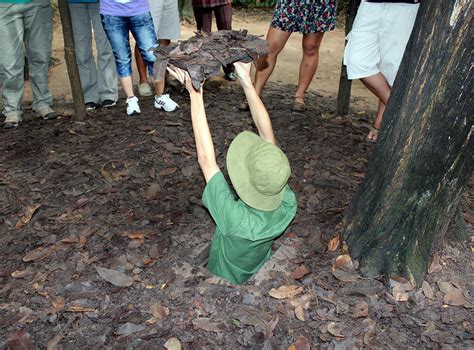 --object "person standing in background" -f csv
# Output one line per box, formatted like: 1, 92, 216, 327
0, 0, 57, 129
100, 0, 179, 116
249, 0, 336, 112
68, 0, 119, 110
135, 0, 181, 97
343, 0, 420, 142
192, 0, 236, 81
